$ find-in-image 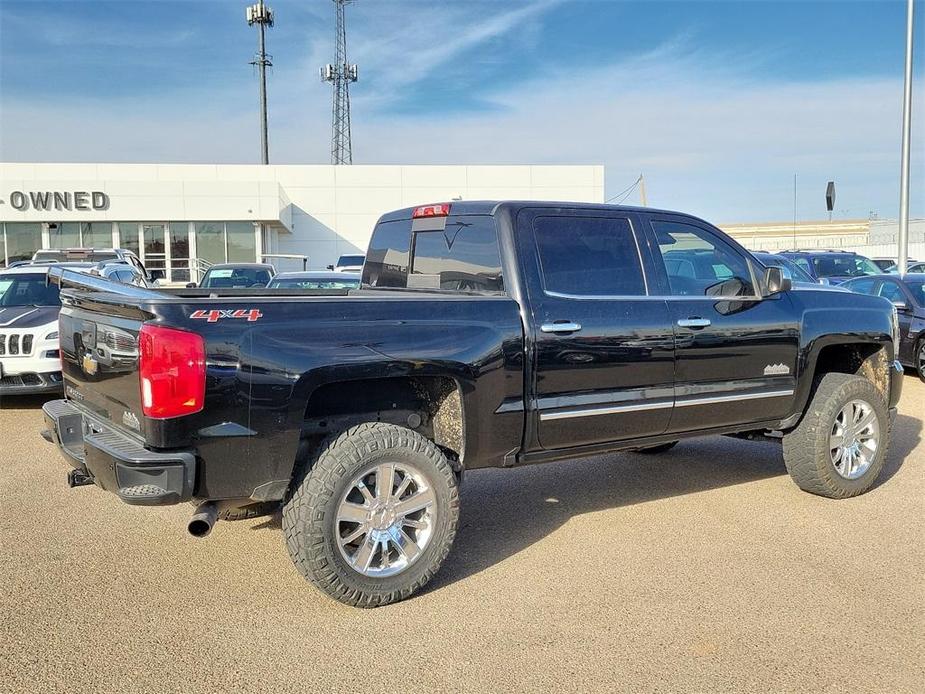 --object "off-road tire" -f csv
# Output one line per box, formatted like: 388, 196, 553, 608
782, 373, 889, 498
282, 422, 460, 607
218, 501, 278, 521
635, 441, 679, 454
